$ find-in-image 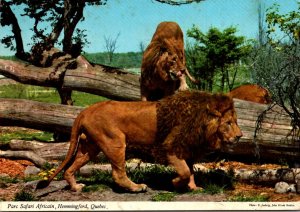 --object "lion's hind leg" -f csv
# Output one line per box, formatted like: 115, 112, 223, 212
98, 133, 147, 192
64, 135, 99, 192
